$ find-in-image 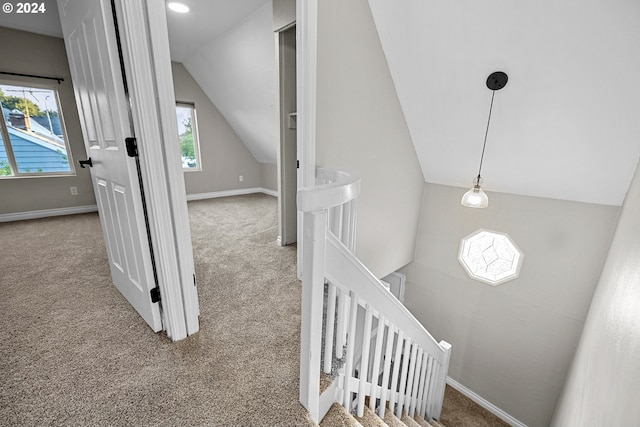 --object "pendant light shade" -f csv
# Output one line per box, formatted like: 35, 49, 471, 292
461, 71, 508, 208
461, 178, 489, 208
